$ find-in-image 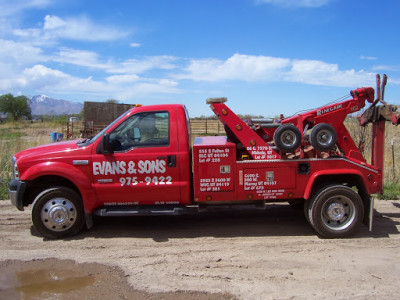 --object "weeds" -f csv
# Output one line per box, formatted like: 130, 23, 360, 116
378, 182, 400, 200
0, 141, 12, 199
0, 121, 62, 200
